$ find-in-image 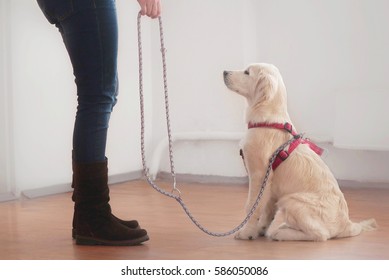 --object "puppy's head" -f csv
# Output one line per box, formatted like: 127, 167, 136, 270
223, 63, 285, 106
